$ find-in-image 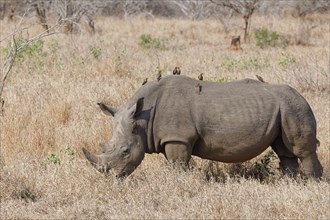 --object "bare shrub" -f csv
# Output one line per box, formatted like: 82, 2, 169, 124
288, 0, 330, 18
123, 0, 154, 19
210, 0, 260, 42
52, 0, 105, 34
172, 0, 214, 20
